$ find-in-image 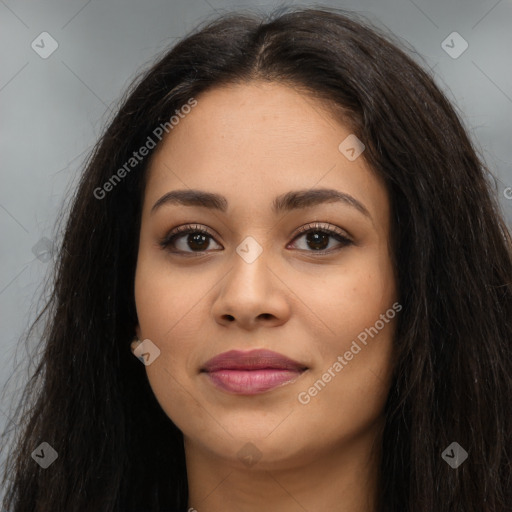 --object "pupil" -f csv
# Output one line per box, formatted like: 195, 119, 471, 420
307, 232, 328, 250
189, 233, 208, 250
